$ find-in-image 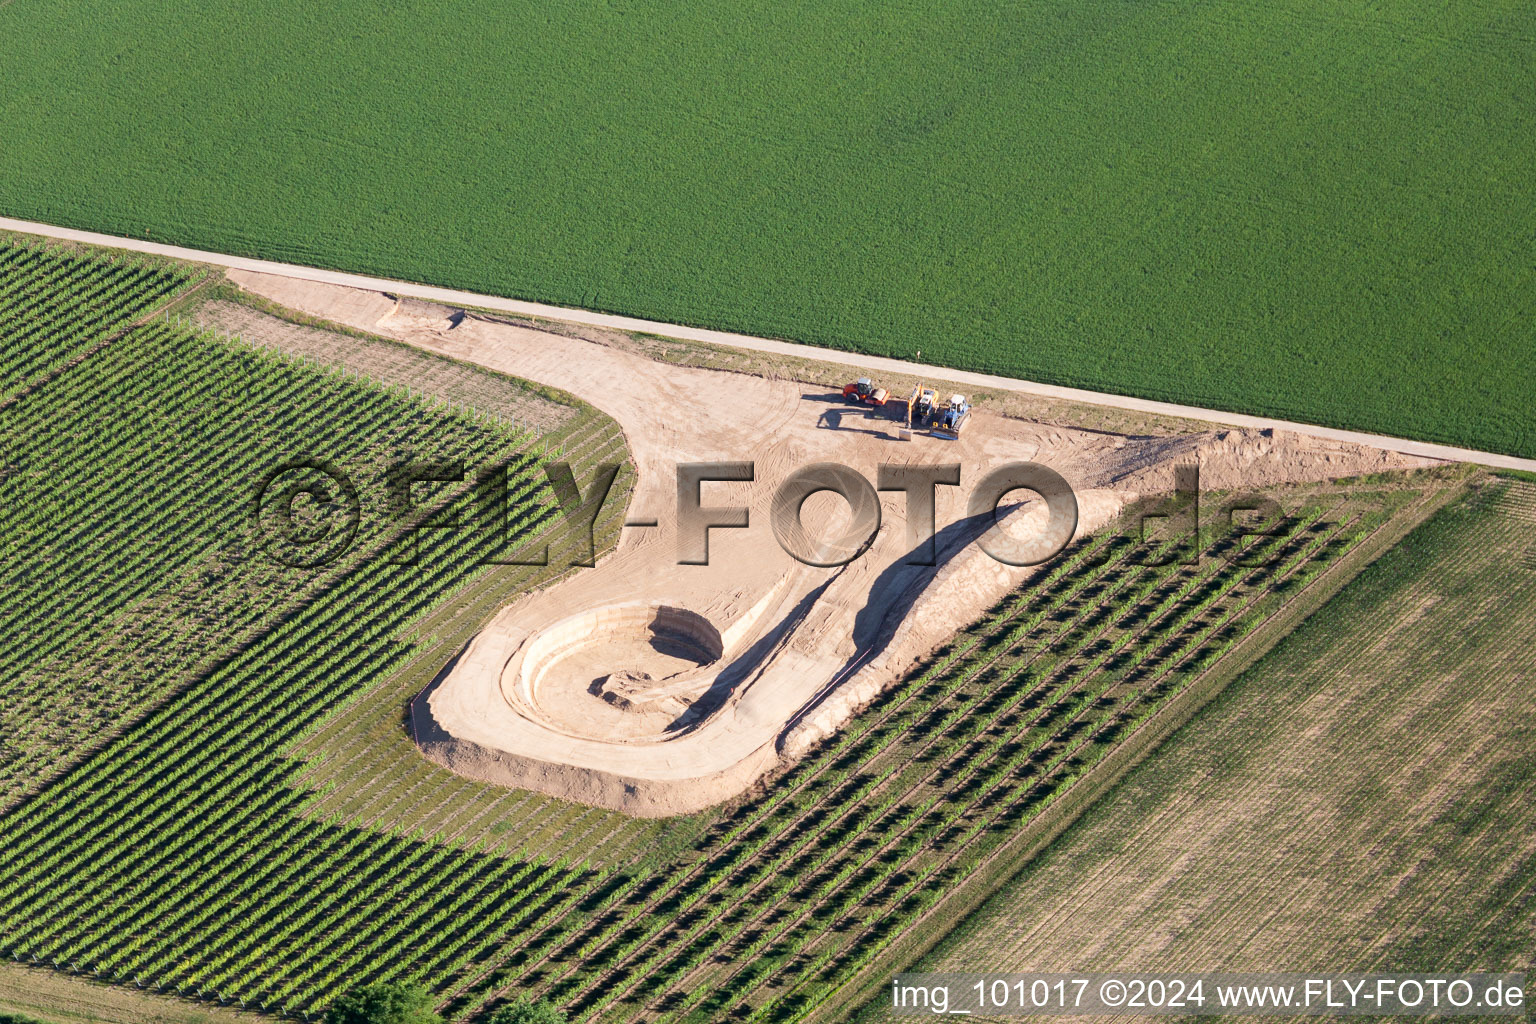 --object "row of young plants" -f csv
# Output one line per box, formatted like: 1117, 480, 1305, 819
0, 239, 197, 397
424, 533, 1140, 1017
582, 533, 1227, 1019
